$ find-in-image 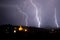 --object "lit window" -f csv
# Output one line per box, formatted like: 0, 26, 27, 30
14, 30, 16, 33
24, 29, 27, 32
